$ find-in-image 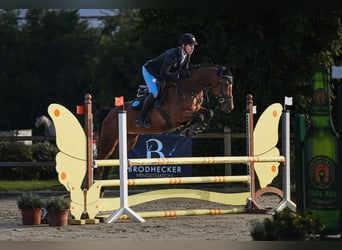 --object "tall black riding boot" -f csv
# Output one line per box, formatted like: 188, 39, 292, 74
136, 93, 154, 128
